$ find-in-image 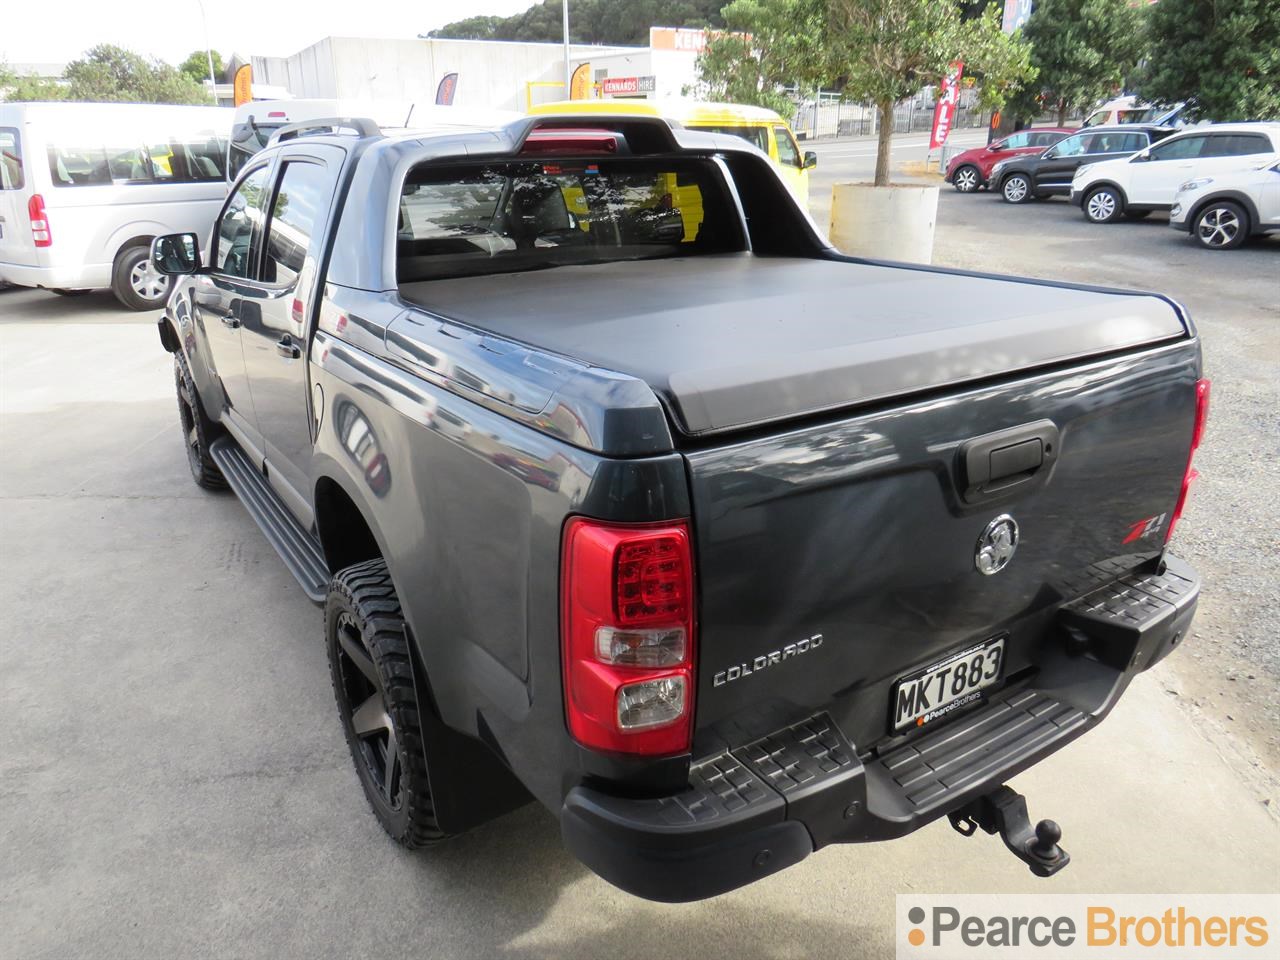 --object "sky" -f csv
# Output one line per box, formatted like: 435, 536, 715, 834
2, 0, 541, 67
